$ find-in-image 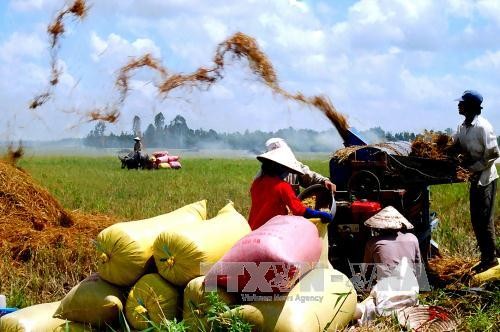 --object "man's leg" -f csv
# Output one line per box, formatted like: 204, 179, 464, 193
470, 179, 497, 266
